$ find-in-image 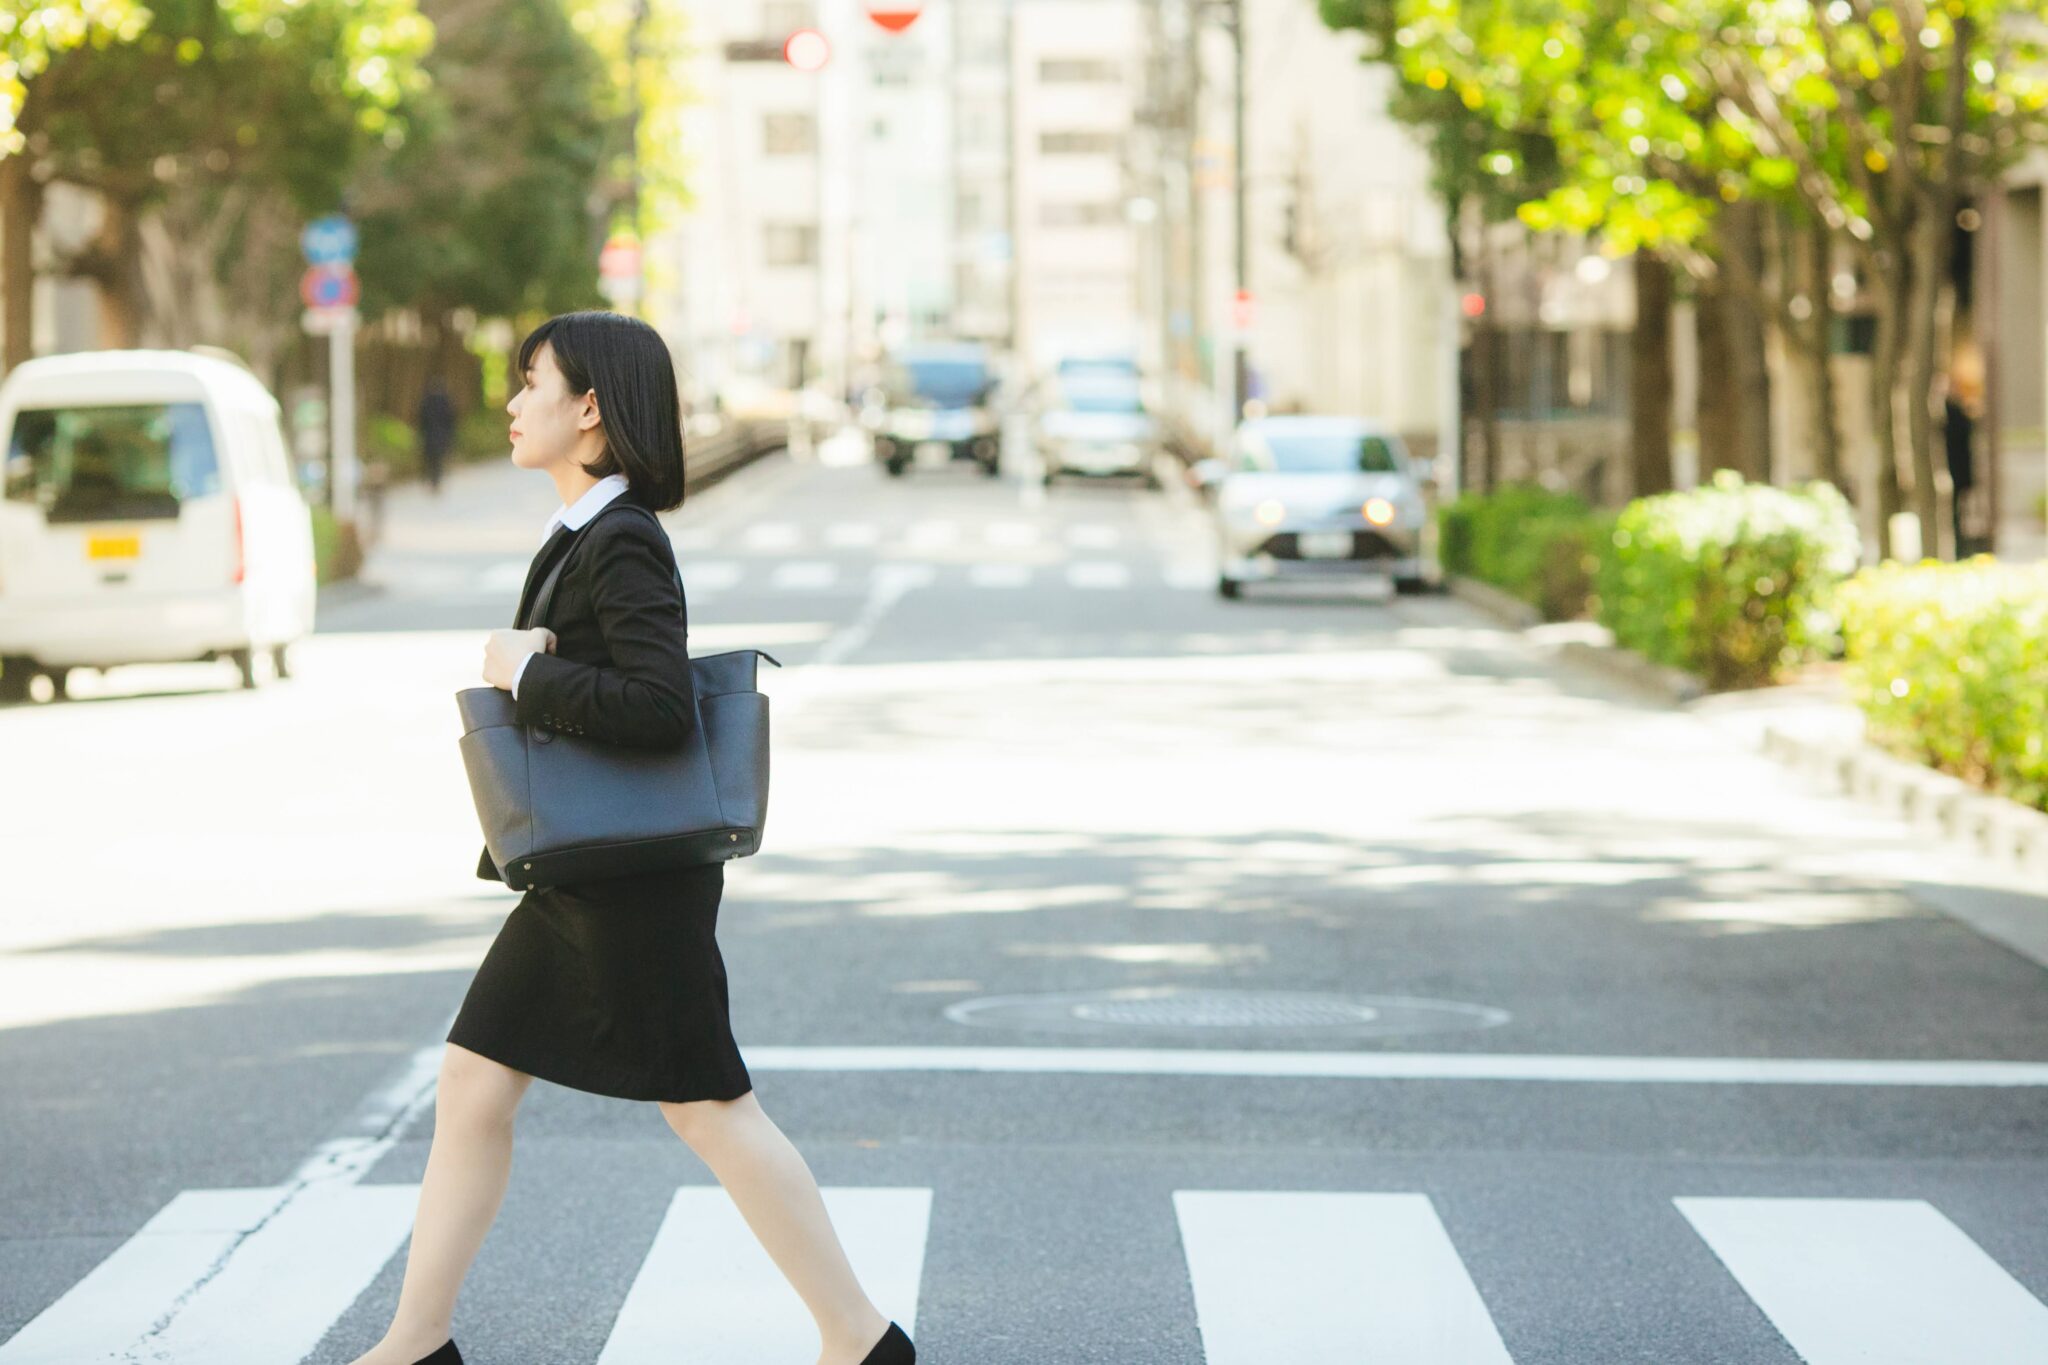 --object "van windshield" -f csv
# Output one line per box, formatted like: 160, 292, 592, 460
4, 402, 219, 522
